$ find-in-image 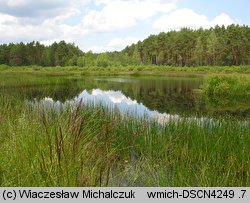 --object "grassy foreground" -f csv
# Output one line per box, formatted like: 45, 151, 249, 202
0, 96, 249, 187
